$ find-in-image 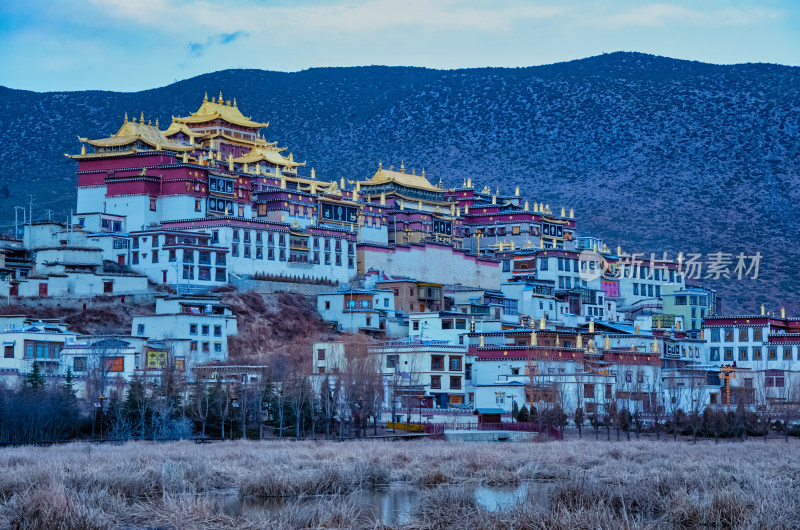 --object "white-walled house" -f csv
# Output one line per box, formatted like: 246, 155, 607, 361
131, 295, 237, 365
0, 319, 80, 385
317, 289, 406, 337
